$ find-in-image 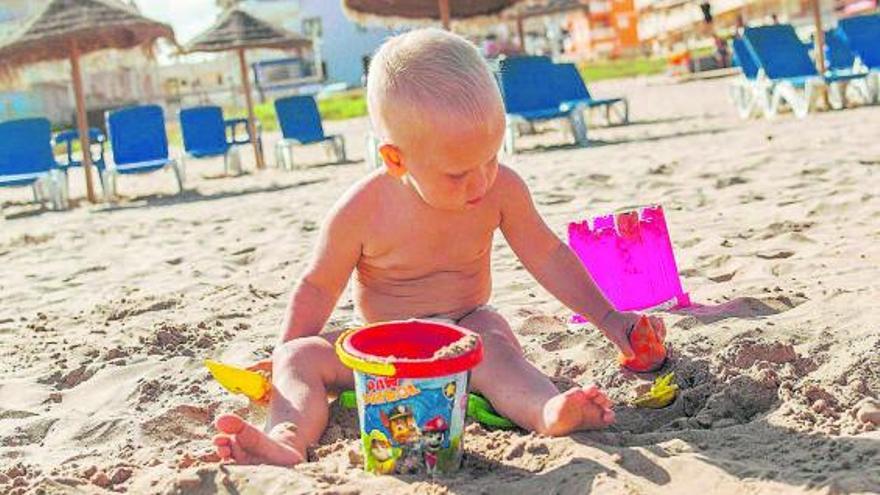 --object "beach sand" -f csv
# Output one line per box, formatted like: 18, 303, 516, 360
1, 76, 878, 494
